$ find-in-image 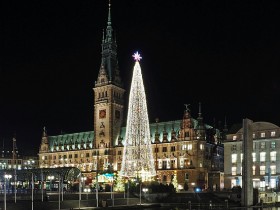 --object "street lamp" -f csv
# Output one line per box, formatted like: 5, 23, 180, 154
142, 187, 148, 193
4, 173, 12, 210
47, 175, 54, 191
81, 176, 87, 192
142, 187, 148, 203
84, 188, 90, 200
